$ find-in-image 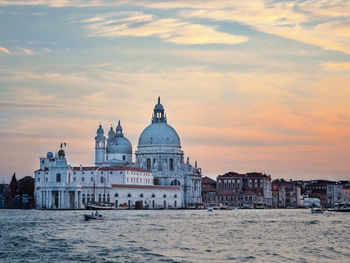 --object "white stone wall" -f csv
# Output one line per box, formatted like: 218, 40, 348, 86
111, 186, 181, 209
106, 153, 132, 164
